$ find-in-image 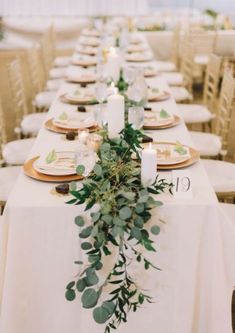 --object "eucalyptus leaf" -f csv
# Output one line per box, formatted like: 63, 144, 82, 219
131, 227, 142, 241
81, 288, 99, 309
75, 216, 85, 227
102, 301, 115, 315
76, 278, 86, 292
93, 164, 103, 176
119, 206, 132, 220
65, 289, 76, 301
81, 242, 92, 250
86, 268, 99, 285
79, 226, 92, 239
150, 225, 160, 235
93, 306, 110, 324
76, 164, 85, 175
